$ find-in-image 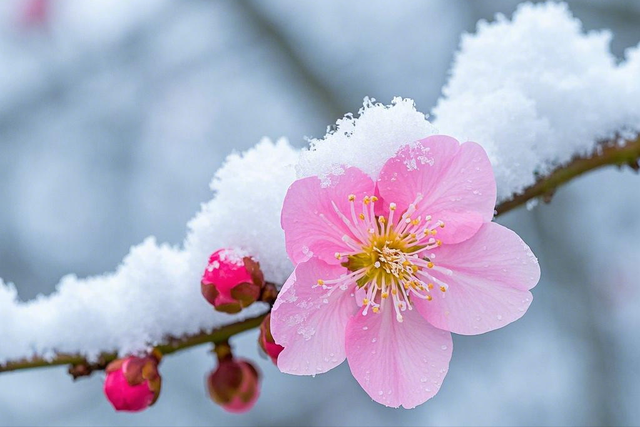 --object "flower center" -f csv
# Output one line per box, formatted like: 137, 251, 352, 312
315, 194, 450, 322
